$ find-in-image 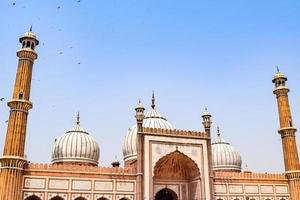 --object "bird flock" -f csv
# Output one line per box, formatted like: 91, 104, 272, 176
3, 1, 85, 123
